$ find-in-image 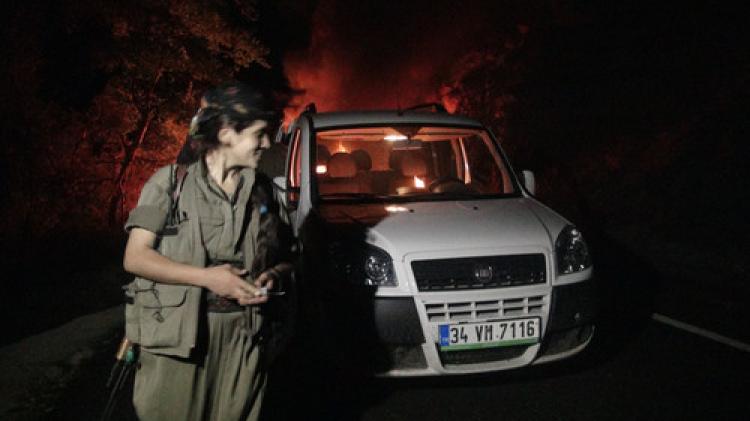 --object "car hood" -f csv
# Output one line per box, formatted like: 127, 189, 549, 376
318, 198, 562, 260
